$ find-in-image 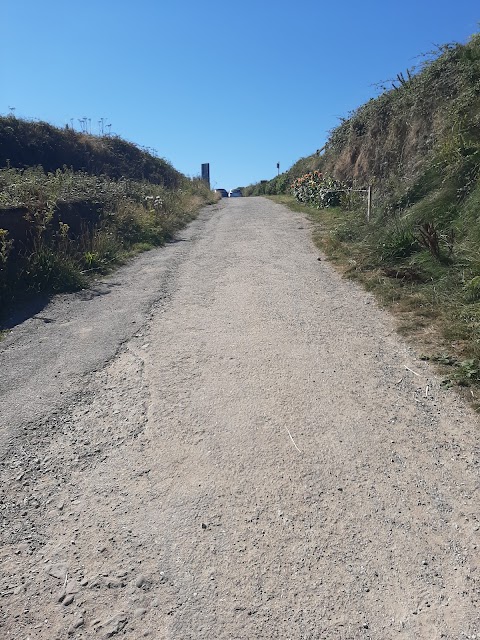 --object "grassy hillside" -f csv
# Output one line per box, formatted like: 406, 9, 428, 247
247, 33, 480, 400
0, 118, 215, 317
247, 34, 480, 198
0, 117, 183, 188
